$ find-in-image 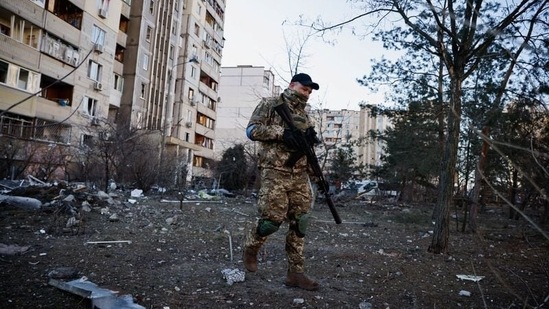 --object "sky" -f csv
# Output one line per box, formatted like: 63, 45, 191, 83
220, 0, 398, 111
